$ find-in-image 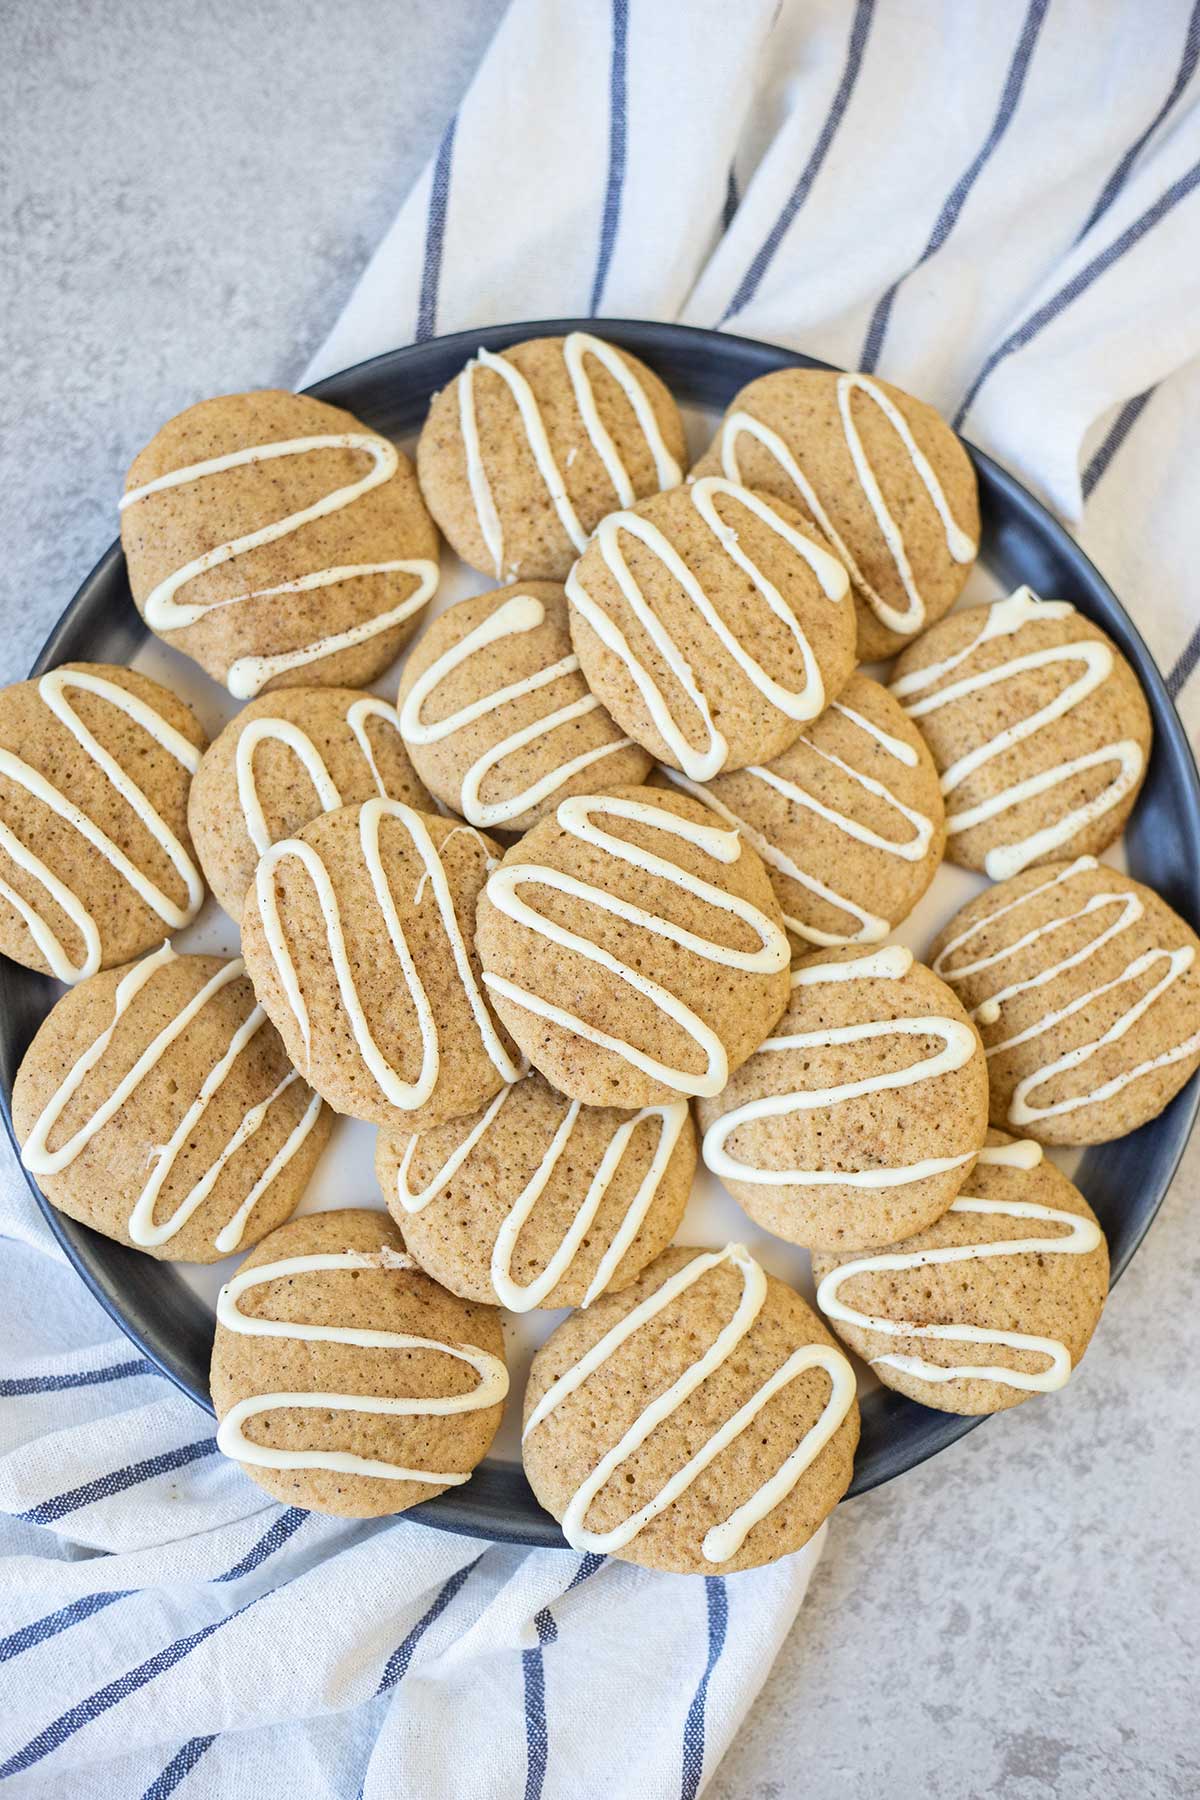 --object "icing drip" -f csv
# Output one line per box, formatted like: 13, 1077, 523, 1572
565, 477, 850, 780
398, 593, 636, 828
120, 432, 437, 698
892, 587, 1144, 879
523, 1242, 856, 1562
482, 793, 790, 1099
933, 858, 1200, 1127
817, 1140, 1102, 1392
255, 798, 522, 1112
0, 668, 204, 983
457, 332, 683, 578
20, 943, 322, 1253
395, 1083, 690, 1310
719, 373, 975, 638
235, 697, 405, 856
702, 946, 979, 1188
215, 1250, 508, 1483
